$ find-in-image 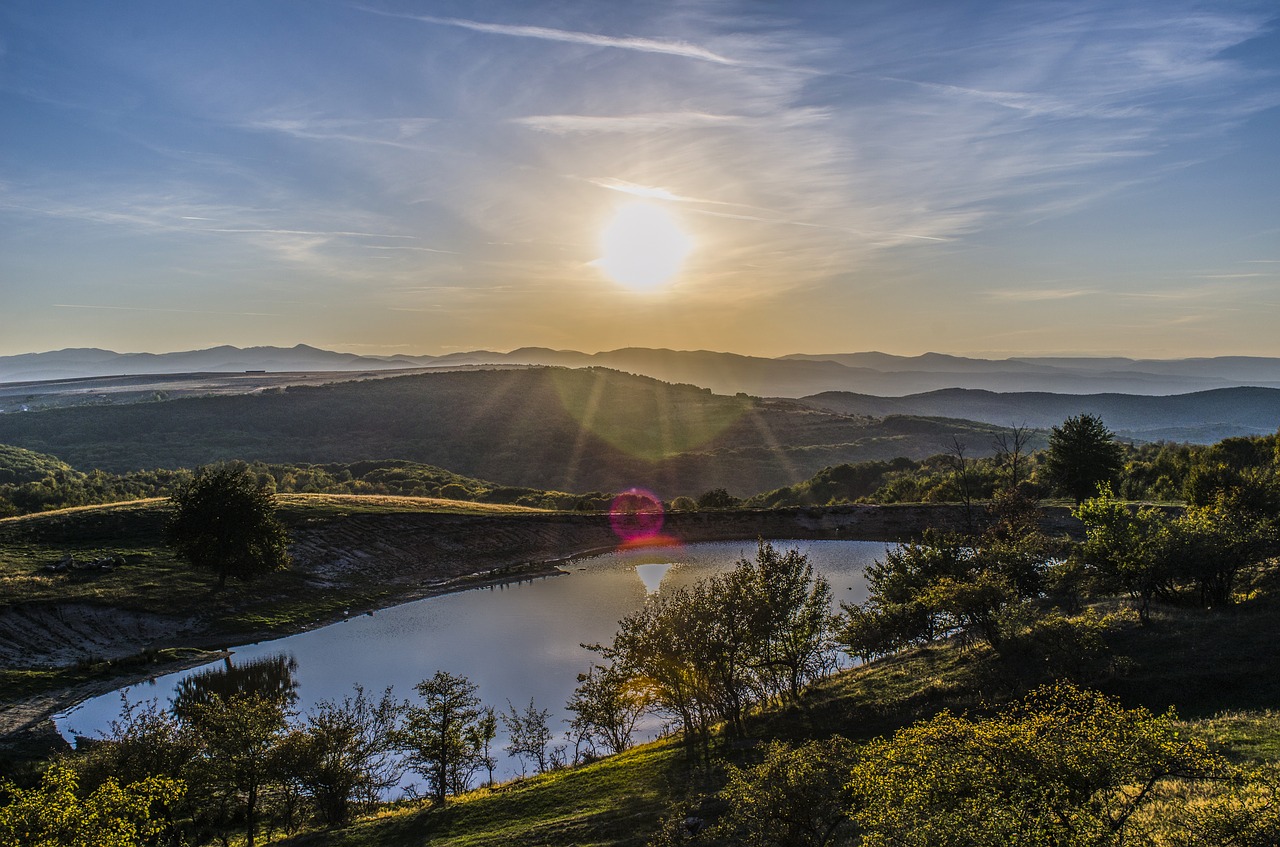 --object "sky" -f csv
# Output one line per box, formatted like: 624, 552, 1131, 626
2, 0, 1278, 359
